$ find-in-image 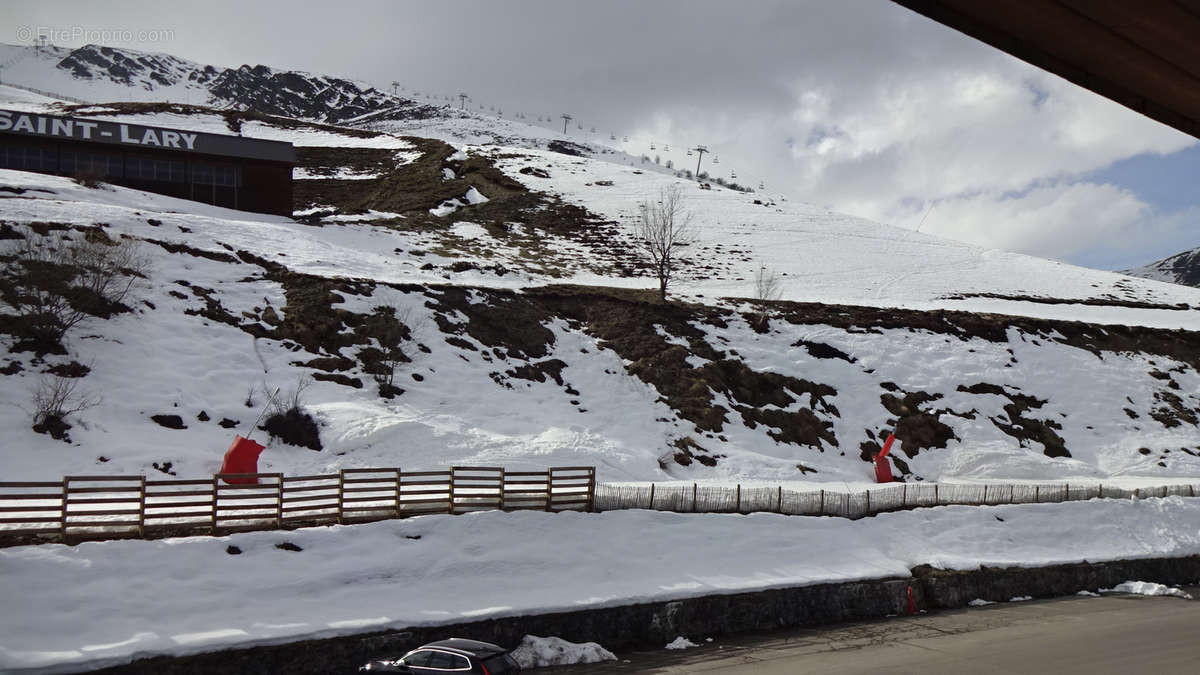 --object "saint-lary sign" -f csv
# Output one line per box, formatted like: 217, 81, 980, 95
0, 110, 295, 163
0, 110, 200, 150
0, 108, 296, 215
